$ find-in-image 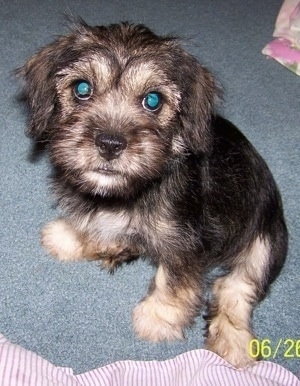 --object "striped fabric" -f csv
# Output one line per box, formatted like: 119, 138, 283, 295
0, 334, 299, 386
